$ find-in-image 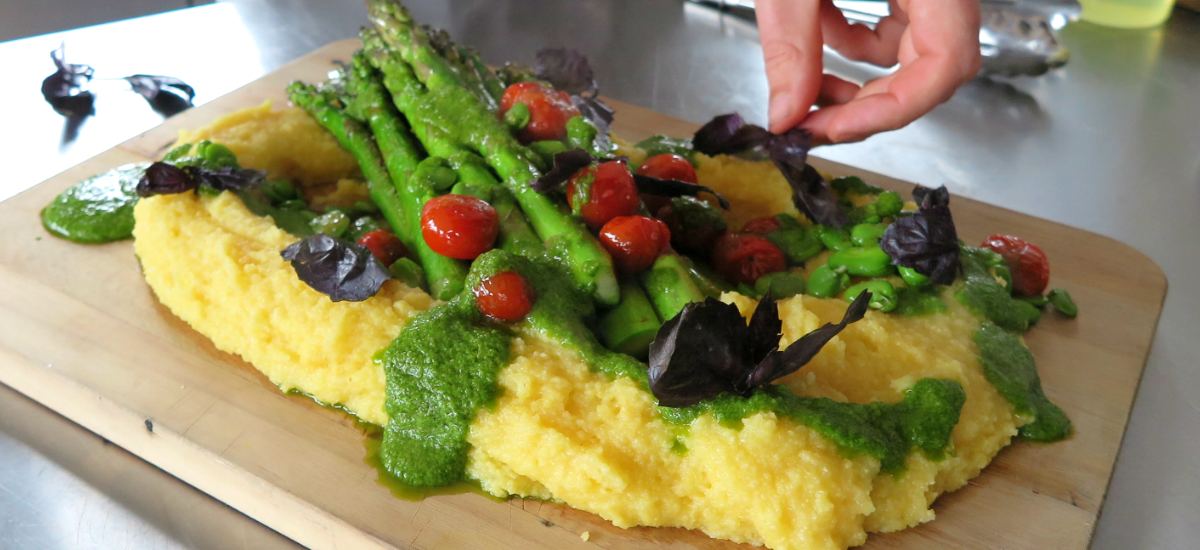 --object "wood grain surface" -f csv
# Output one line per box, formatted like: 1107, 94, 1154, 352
0, 39, 1166, 550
